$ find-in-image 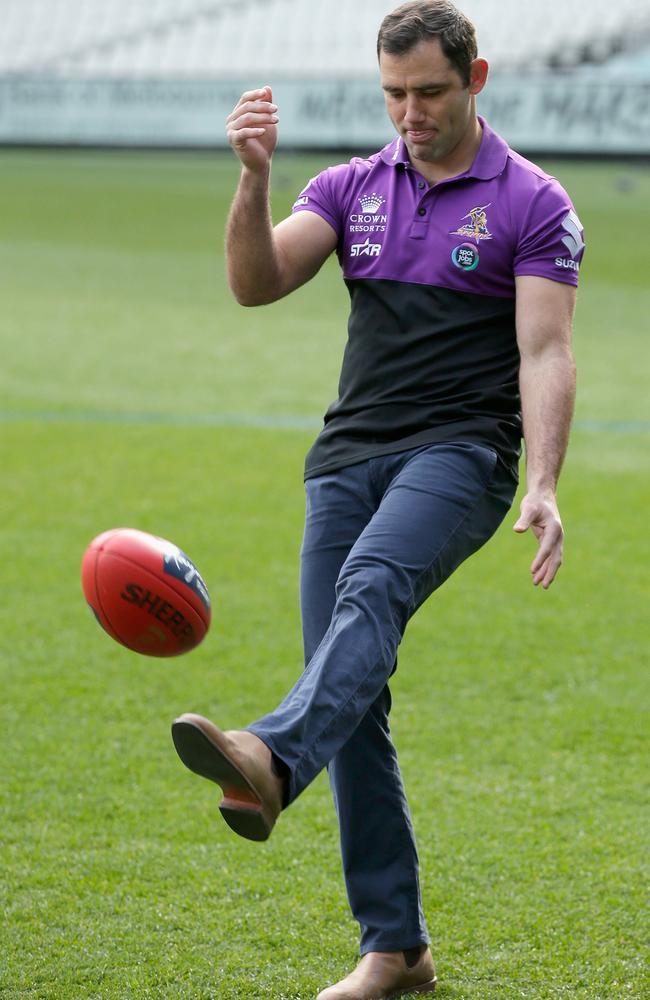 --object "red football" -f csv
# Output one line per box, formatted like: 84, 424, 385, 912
81, 528, 211, 656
